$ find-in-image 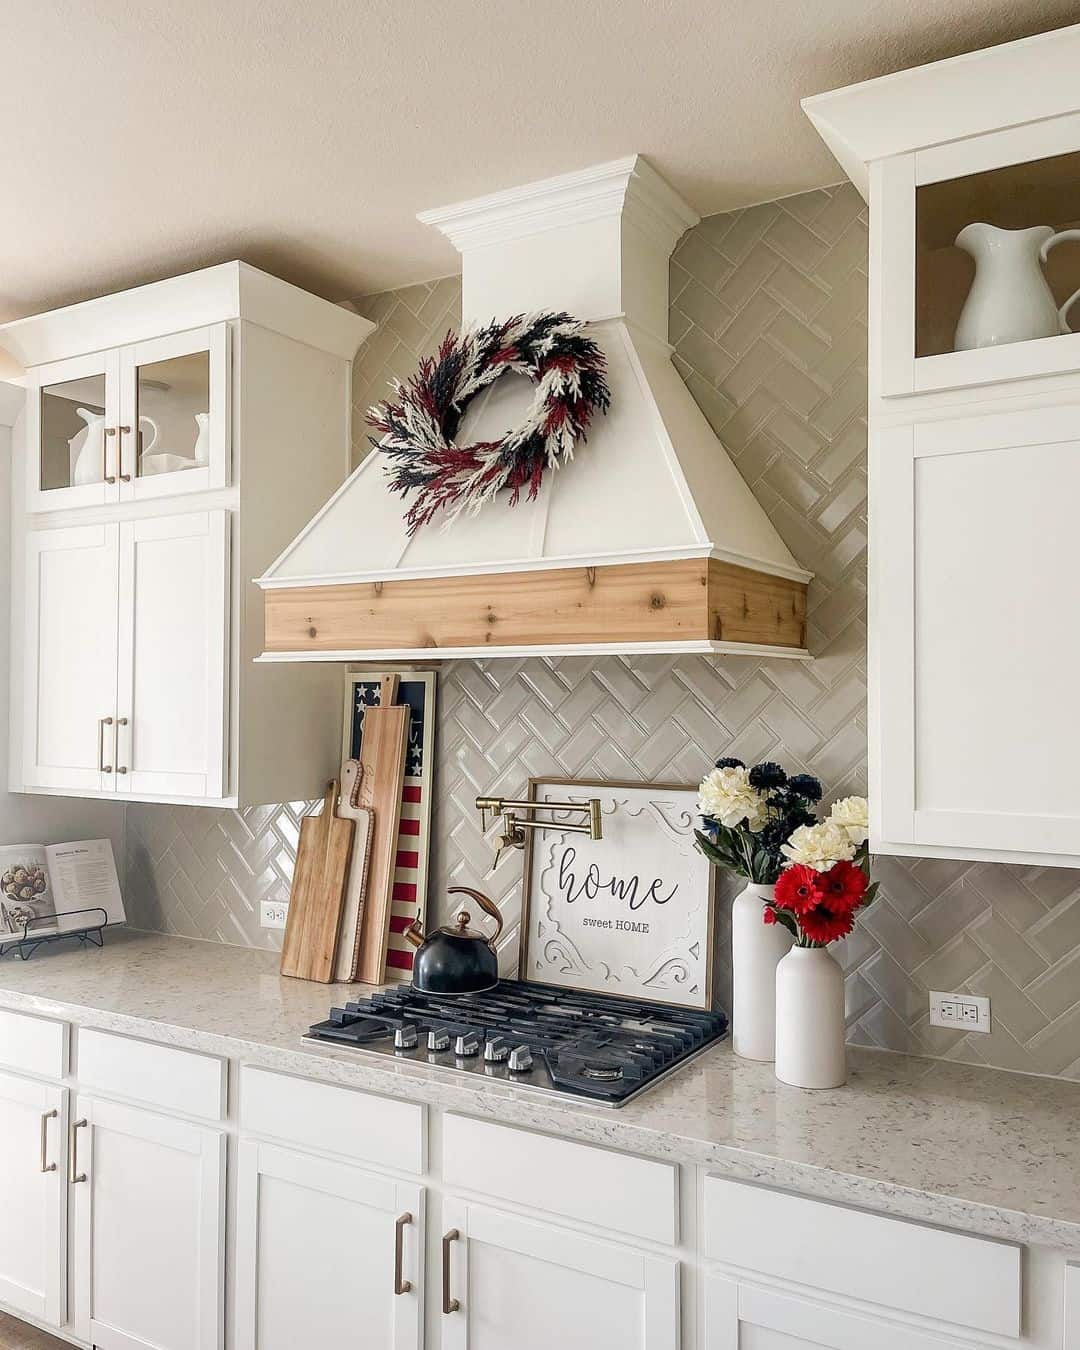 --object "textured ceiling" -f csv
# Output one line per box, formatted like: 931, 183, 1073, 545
1, 0, 1075, 325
